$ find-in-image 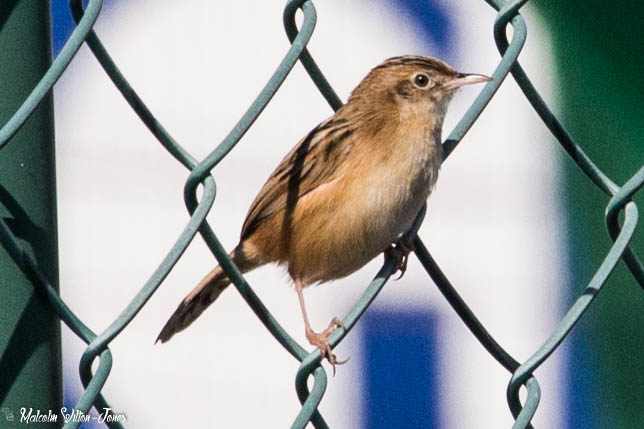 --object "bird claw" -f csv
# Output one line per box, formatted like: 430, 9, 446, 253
306, 317, 348, 375
327, 316, 345, 331
385, 236, 415, 279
